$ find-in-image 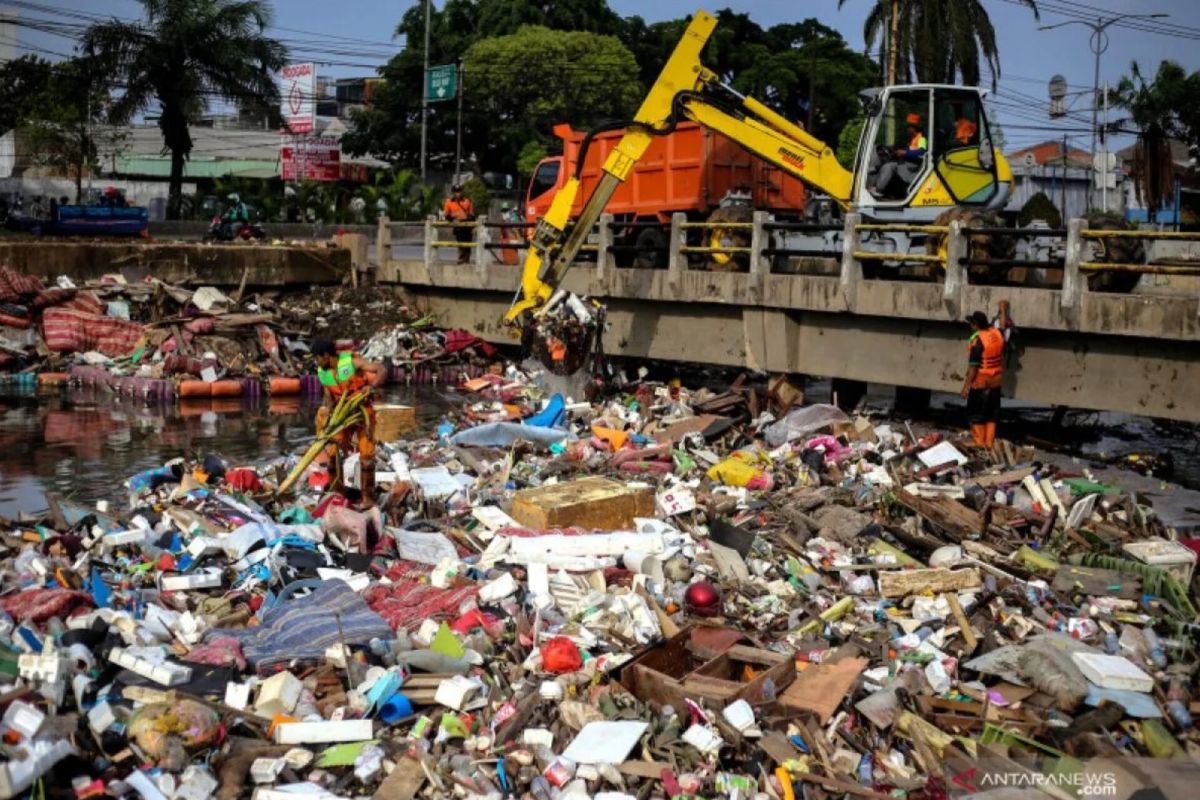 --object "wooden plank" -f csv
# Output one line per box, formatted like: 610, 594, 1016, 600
945, 593, 978, 655
372, 757, 426, 800
878, 567, 982, 599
